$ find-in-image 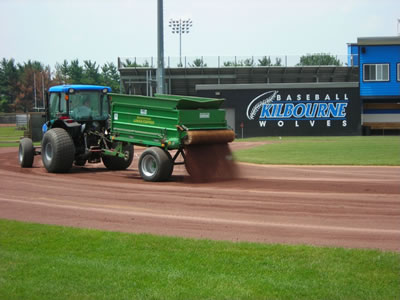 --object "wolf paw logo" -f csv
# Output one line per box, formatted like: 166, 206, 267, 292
246, 90, 278, 120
